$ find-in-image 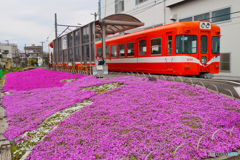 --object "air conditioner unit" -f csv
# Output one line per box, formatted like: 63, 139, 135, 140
170, 14, 177, 21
